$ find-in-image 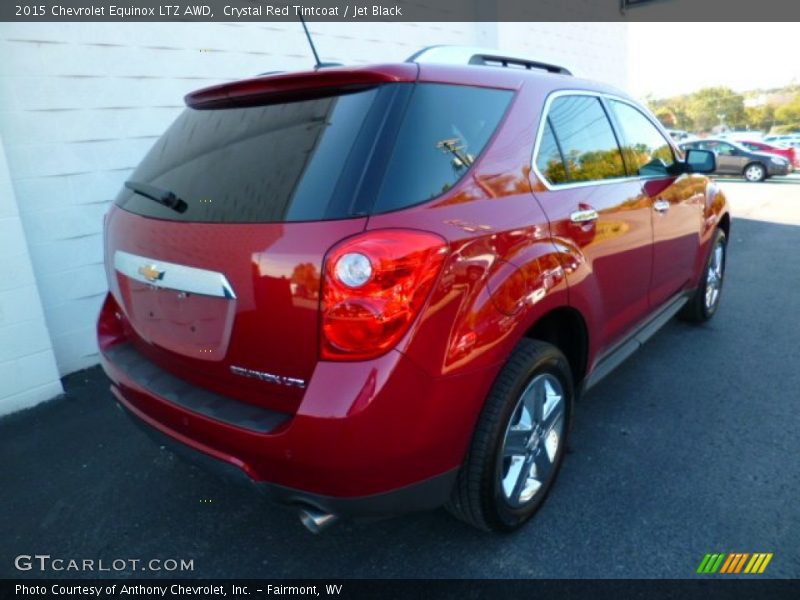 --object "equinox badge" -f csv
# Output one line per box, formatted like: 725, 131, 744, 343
230, 365, 306, 389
